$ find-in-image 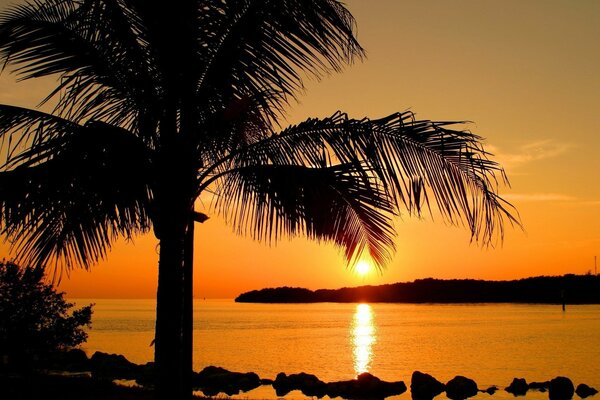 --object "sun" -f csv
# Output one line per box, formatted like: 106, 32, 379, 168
355, 260, 371, 276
